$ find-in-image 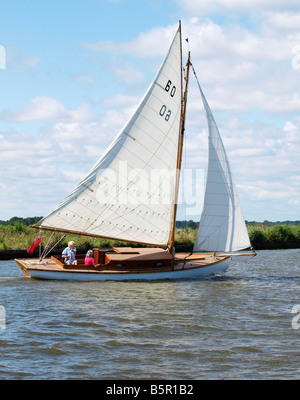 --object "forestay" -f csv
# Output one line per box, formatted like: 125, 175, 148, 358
193, 69, 251, 252
37, 27, 183, 246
